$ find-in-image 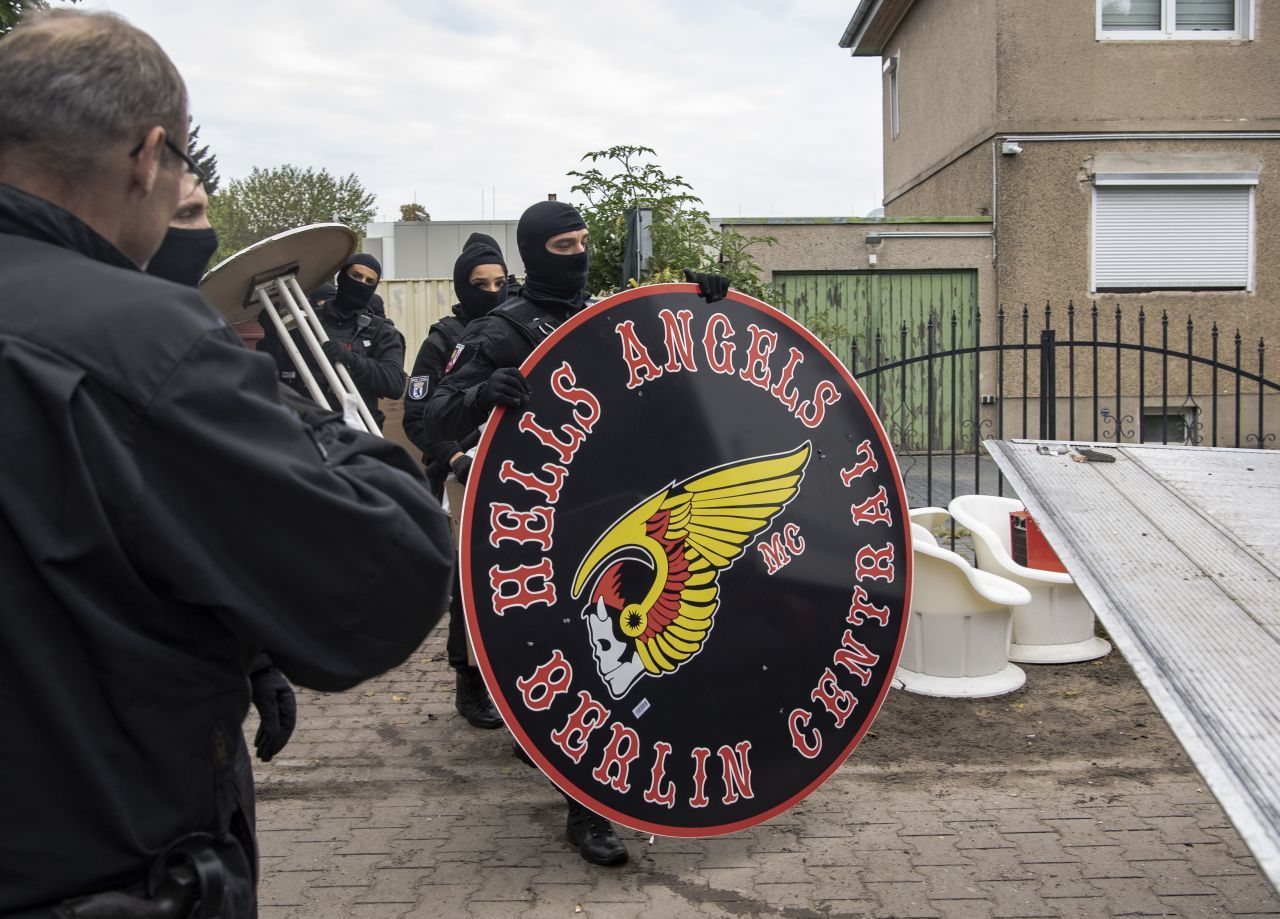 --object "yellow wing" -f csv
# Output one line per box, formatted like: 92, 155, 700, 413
635, 442, 811, 675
